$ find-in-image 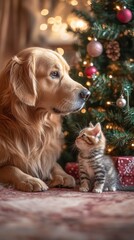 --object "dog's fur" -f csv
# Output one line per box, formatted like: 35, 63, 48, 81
0, 47, 89, 192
